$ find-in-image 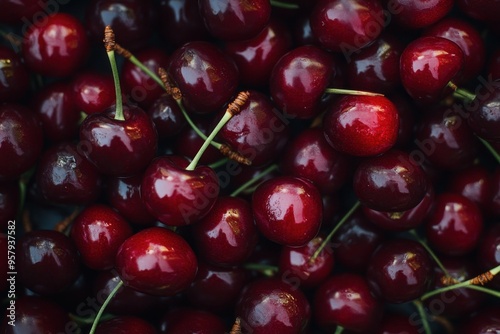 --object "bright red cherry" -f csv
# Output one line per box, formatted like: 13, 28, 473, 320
72, 71, 115, 115
387, 0, 453, 29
